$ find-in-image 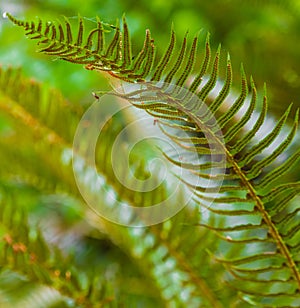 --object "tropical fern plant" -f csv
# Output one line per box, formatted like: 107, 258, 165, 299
1, 11, 300, 307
